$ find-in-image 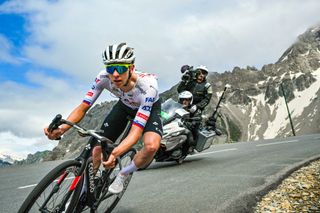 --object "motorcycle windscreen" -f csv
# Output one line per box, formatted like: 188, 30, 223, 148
160, 98, 183, 121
